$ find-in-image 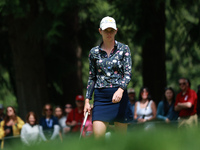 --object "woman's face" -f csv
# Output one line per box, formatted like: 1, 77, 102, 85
179, 79, 188, 91
29, 114, 36, 125
45, 105, 53, 117
65, 104, 72, 114
165, 89, 173, 101
54, 107, 62, 118
141, 89, 148, 100
99, 28, 117, 42
7, 107, 15, 117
